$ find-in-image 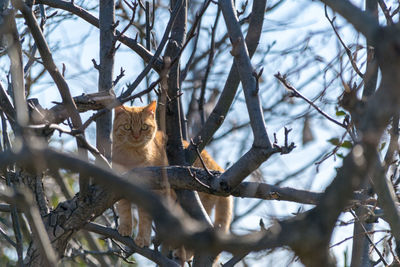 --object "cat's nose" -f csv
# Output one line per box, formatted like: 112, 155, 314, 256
133, 134, 140, 139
